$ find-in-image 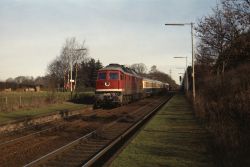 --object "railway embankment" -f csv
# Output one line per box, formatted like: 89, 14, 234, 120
110, 94, 216, 167
0, 104, 90, 133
